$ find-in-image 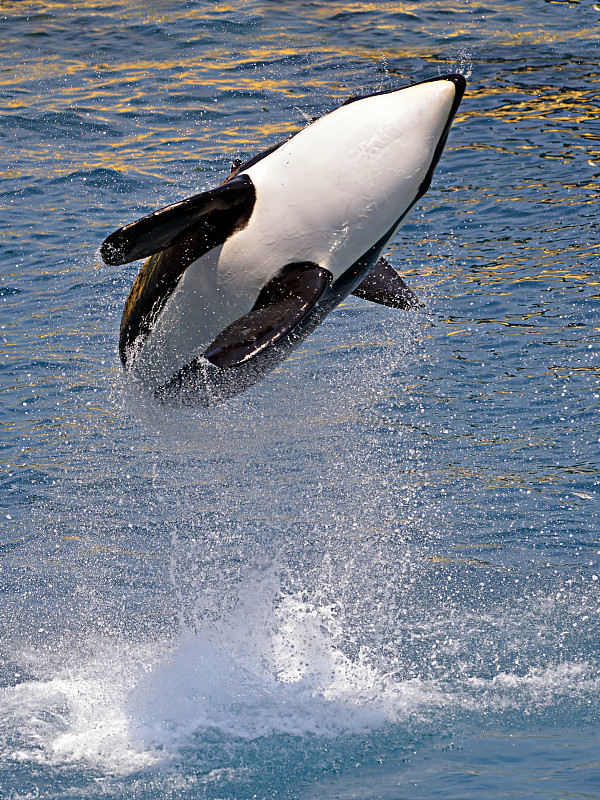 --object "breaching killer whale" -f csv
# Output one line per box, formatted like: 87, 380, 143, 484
101, 74, 466, 405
